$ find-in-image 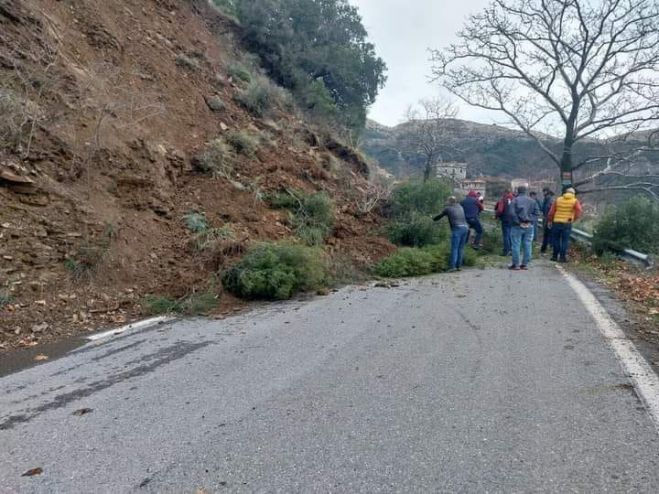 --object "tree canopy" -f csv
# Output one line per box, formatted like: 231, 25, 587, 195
235, 0, 387, 132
